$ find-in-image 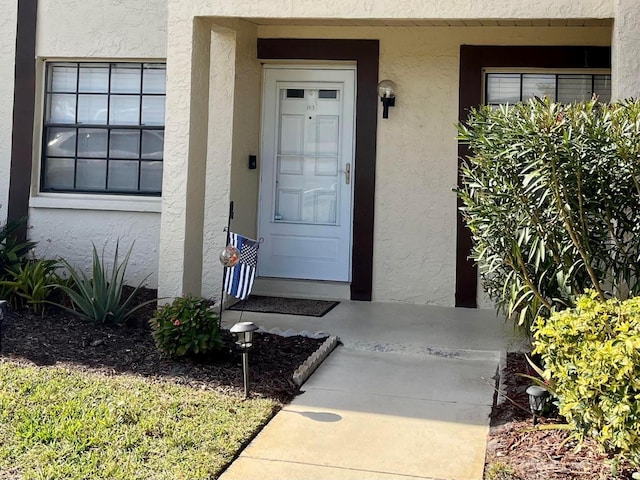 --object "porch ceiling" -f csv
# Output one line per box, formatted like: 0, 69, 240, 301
242, 18, 612, 27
